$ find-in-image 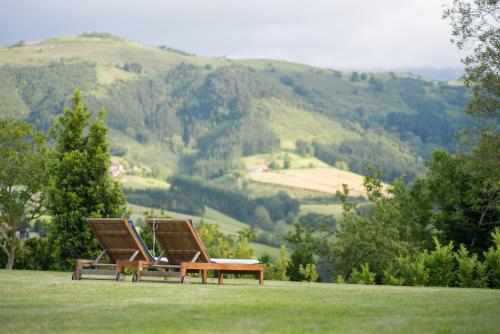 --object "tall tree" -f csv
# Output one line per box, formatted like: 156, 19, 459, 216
0, 119, 47, 269
438, 1, 500, 250
444, 0, 499, 119
48, 90, 126, 268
